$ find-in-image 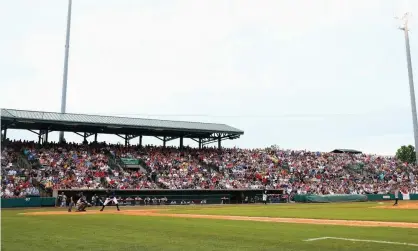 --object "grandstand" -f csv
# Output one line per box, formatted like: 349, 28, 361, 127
1, 108, 244, 149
